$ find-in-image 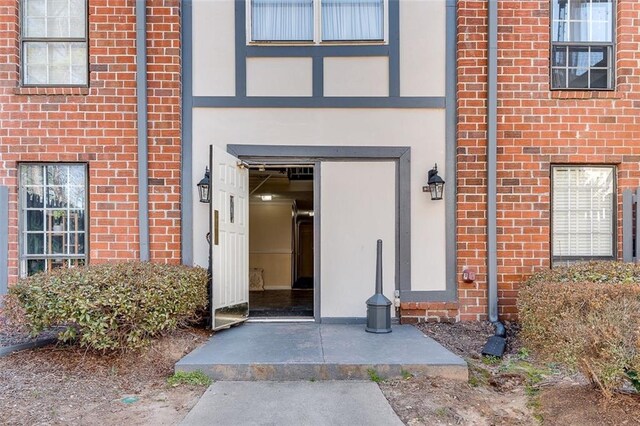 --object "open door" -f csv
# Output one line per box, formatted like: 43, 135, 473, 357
210, 146, 249, 330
